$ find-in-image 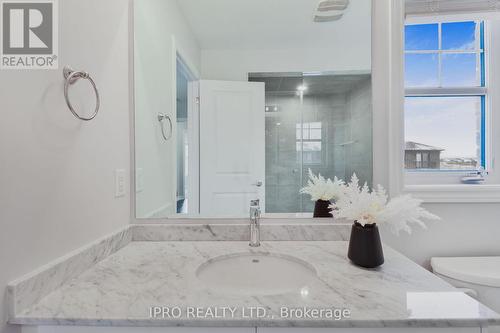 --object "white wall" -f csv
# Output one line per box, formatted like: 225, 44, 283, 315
381, 203, 500, 268
201, 46, 371, 81
381, 207, 500, 267
134, 0, 200, 218
0, 1, 131, 332
199, 1, 371, 81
